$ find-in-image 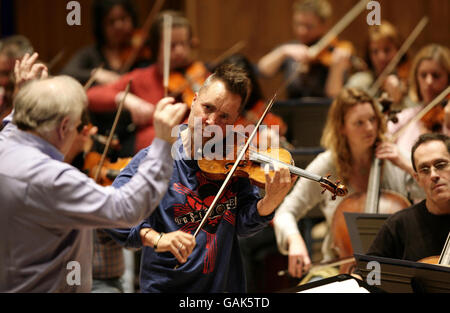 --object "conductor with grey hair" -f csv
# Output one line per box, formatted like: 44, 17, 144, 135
0, 75, 194, 292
